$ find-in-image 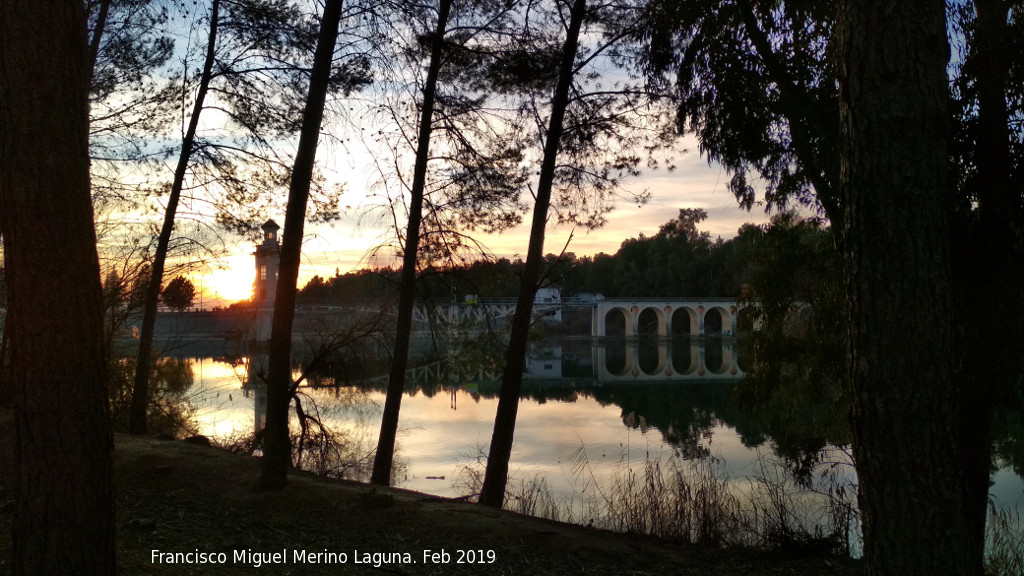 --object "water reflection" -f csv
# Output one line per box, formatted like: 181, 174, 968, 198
176, 337, 1022, 538
594, 337, 742, 380
183, 342, 792, 495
